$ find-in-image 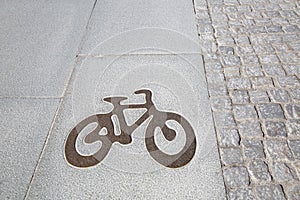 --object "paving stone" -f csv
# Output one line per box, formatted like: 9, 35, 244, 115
271, 162, 299, 182
285, 184, 300, 200
266, 140, 294, 160
223, 167, 250, 188
248, 25, 267, 34
230, 90, 250, 104
269, 89, 291, 103
242, 139, 265, 159
242, 55, 260, 65
263, 11, 281, 18
214, 111, 237, 127
218, 37, 236, 46
254, 18, 272, 26
206, 71, 226, 85
258, 103, 285, 119
219, 46, 235, 55
283, 25, 300, 32
235, 35, 250, 45
224, 67, 241, 78
264, 121, 287, 137
205, 61, 222, 70
271, 17, 290, 25
284, 64, 300, 76
249, 90, 270, 103
280, 10, 298, 18
285, 104, 300, 119
220, 148, 244, 165
288, 140, 300, 159
277, 53, 300, 64
221, 55, 242, 67
248, 160, 271, 182
255, 185, 286, 200
251, 77, 274, 89
239, 121, 264, 137
259, 54, 280, 64
286, 120, 300, 136
218, 129, 241, 147
266, 25, 283, 33
228, 188, 255, 200
290, 88, 300, 101
233, 105, 258, 121
262, 64, 286, 77
243, 65, 264, 77
228, 78, 251, 90
237, 45, 255, 55
208, 84, 229, 97
277, 76, 300, 87
211, 98, 232, 111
